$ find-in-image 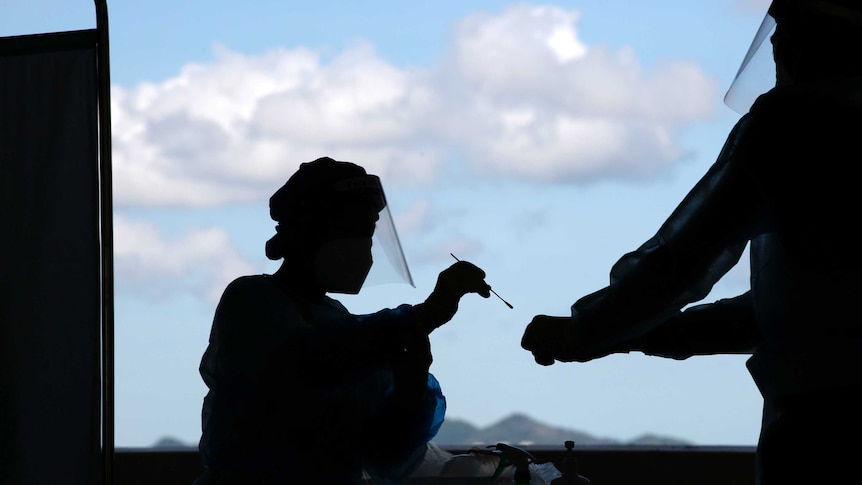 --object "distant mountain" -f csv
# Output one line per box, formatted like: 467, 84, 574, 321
152, 436, 193, 448
151, 412, 691, 449
433, 413, 691, 447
